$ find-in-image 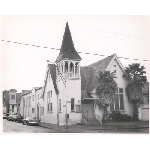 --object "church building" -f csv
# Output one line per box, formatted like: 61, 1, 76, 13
41, 22, 134, 125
